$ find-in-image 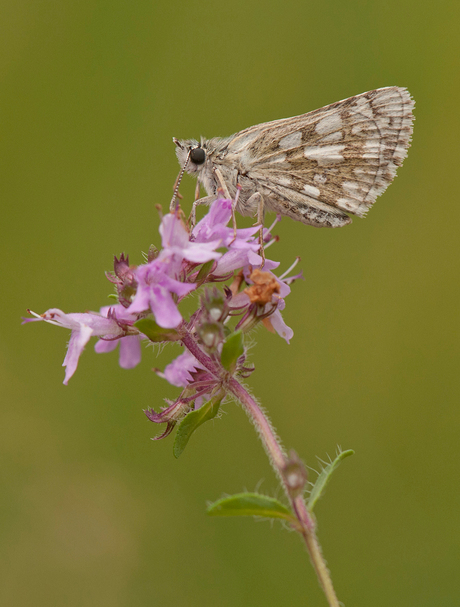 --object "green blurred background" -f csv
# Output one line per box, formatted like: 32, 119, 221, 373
2, 0, 459, 605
